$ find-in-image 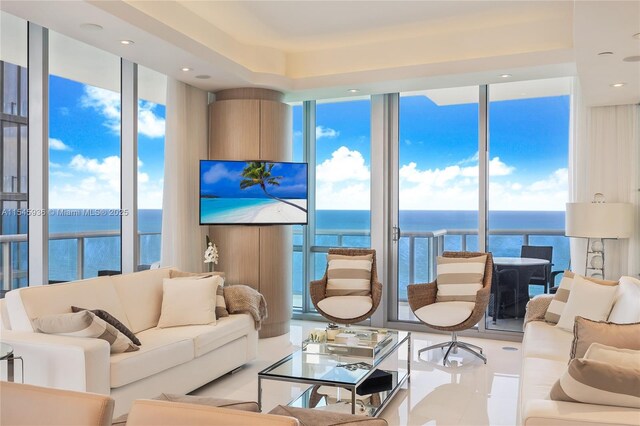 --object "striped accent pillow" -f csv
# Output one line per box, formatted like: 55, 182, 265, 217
325, 254, 373, 297
550, 358, 640, 408
436, 255, 487, 302
33, 310, 139, 353
545, 271, 618, 324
